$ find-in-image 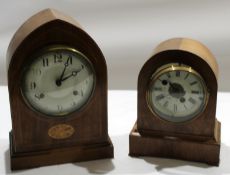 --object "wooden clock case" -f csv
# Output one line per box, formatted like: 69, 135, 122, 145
7, 9, 113, 170
129, 38, 220, 165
